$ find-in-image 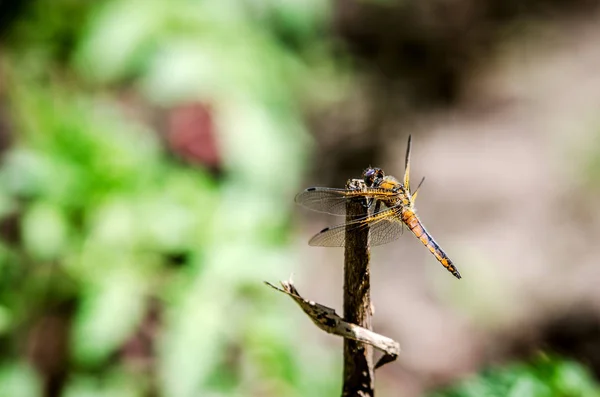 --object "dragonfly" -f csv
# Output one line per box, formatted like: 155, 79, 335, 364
295, 135, 461, 279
